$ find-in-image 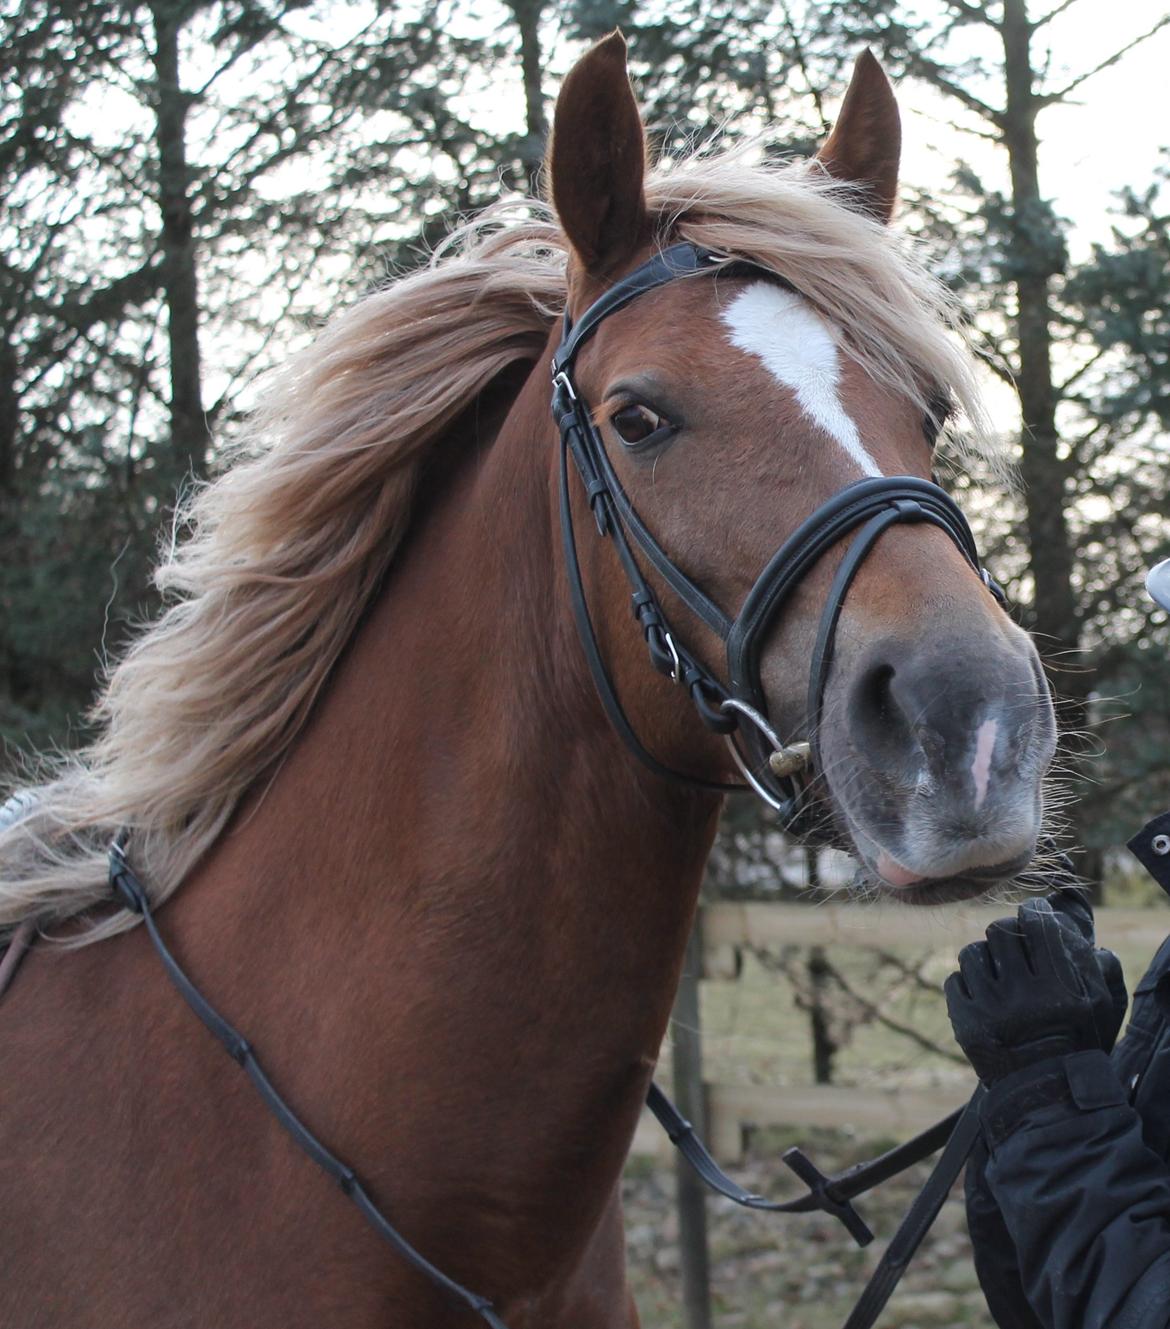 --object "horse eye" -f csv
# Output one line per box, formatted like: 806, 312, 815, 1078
611, 403, 667, 446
